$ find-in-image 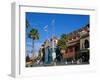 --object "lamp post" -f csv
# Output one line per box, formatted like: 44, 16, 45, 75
44, 25, 49, 64
44, 25, 48, 40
